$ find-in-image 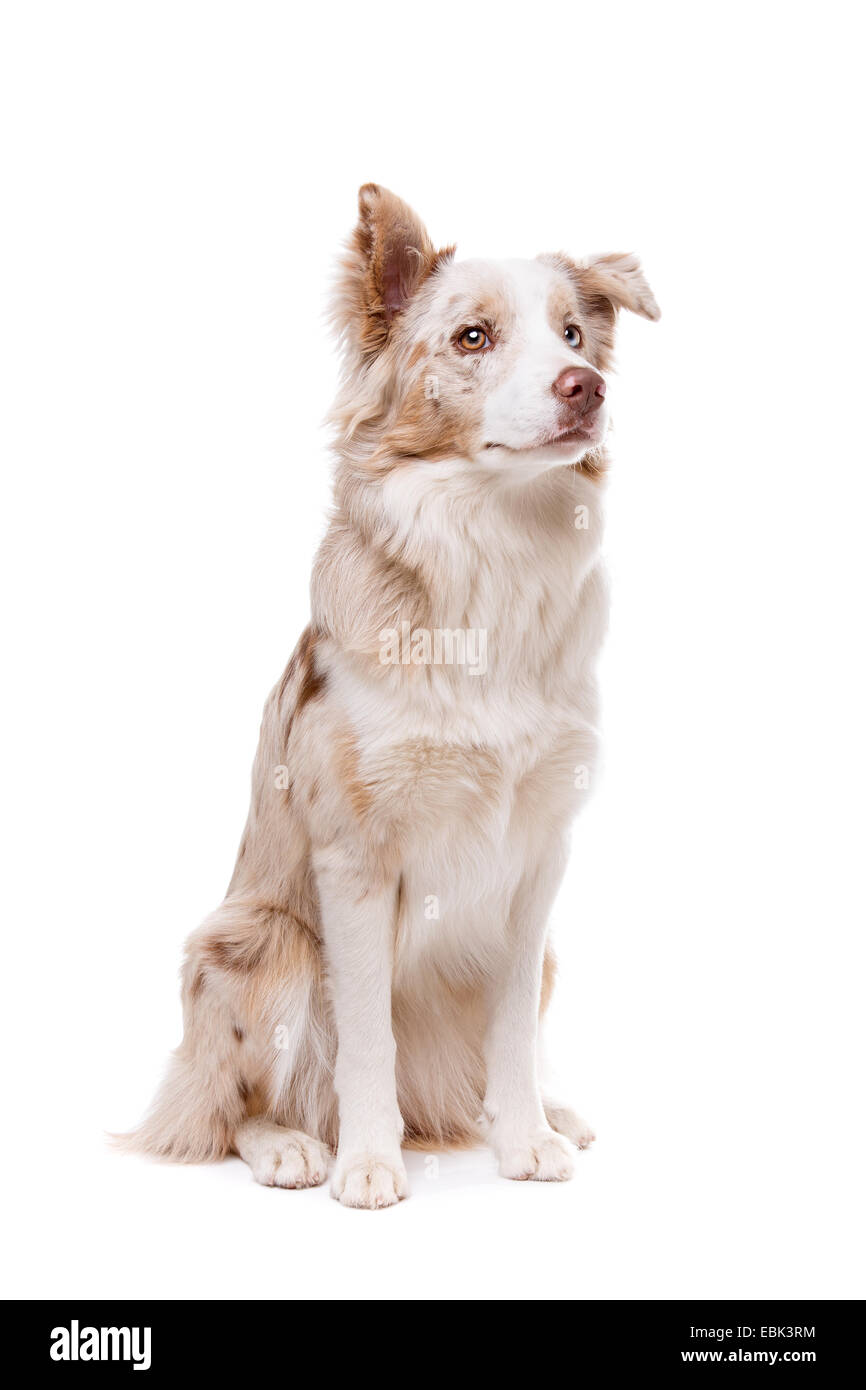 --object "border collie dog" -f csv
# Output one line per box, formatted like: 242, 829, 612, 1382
125, 186, 659, 1207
